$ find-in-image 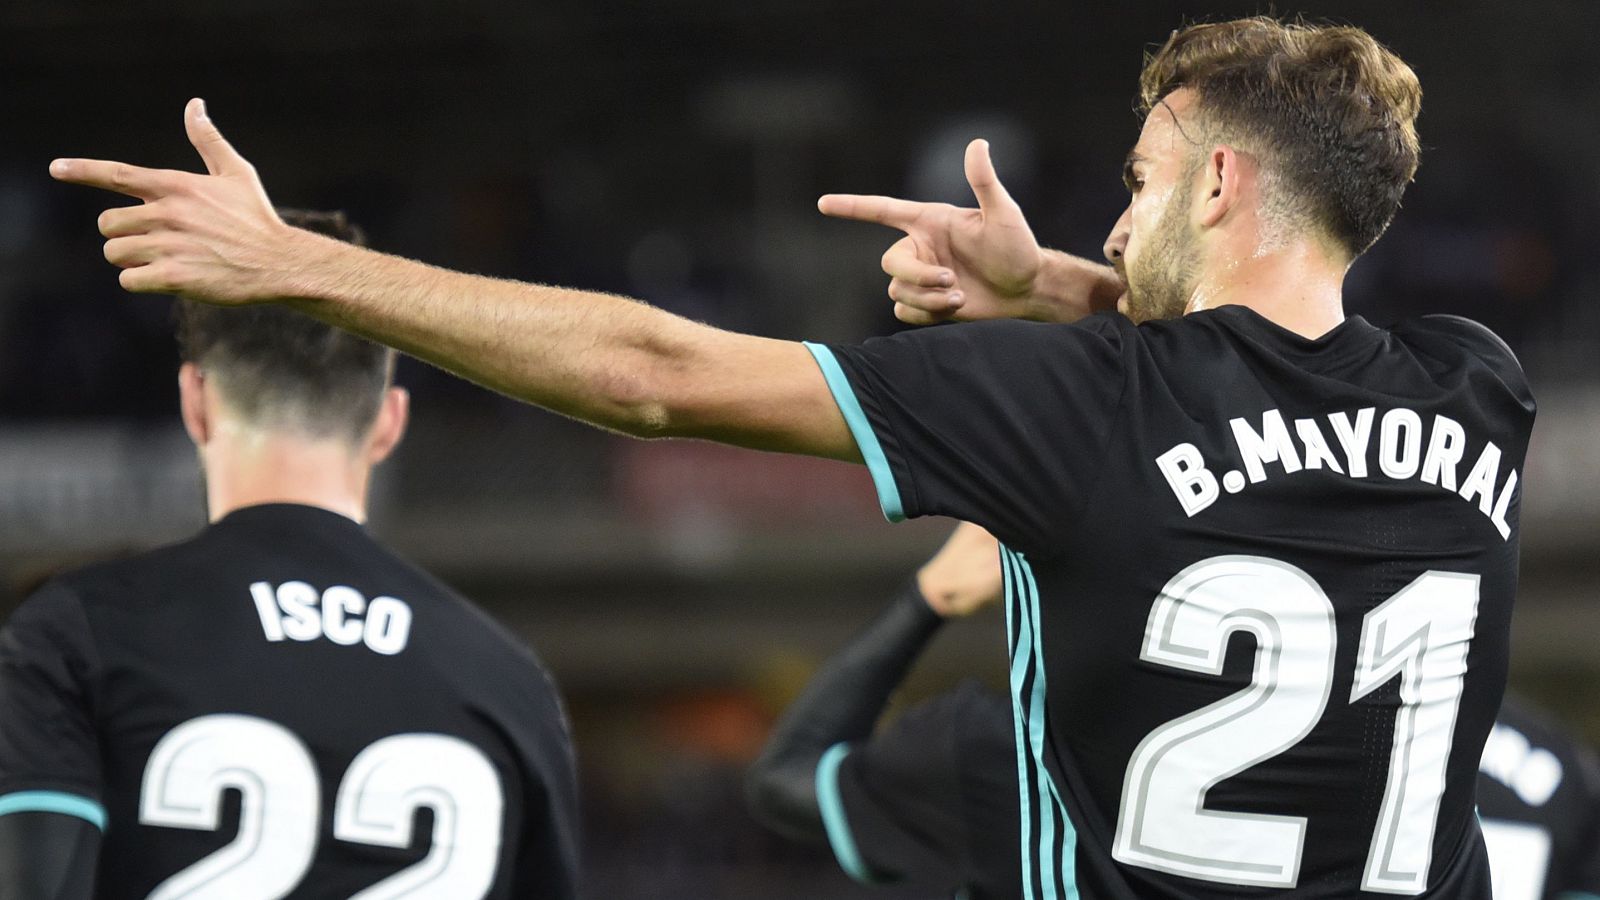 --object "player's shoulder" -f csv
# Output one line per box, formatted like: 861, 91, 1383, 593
42, 534, 215, 612
871, 311, 1136, 355
1390, 315, 1534, 402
